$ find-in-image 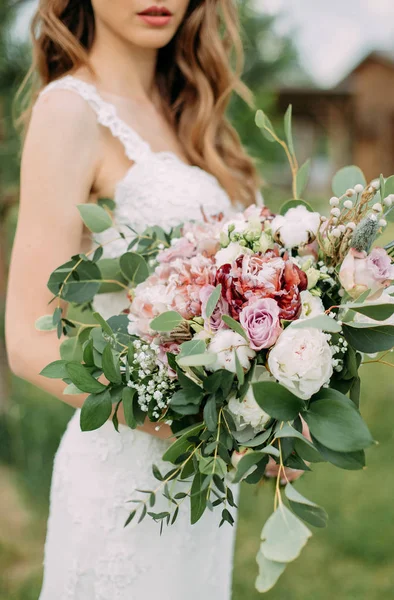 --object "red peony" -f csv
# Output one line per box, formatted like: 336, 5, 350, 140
216, 246, 307, 321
